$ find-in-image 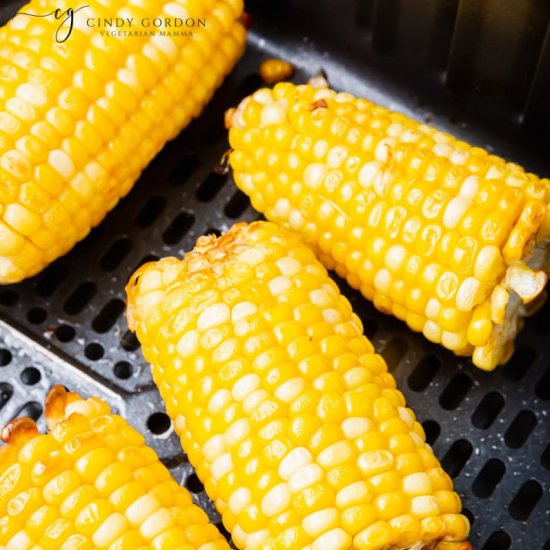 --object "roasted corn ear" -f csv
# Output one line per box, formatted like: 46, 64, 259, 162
0, 385, 230, 549
126, 221, 471, 550
0, 0, 246, 283
227, 82, 550, 370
